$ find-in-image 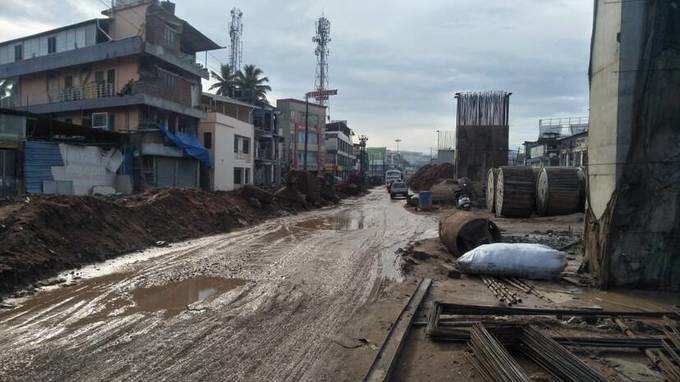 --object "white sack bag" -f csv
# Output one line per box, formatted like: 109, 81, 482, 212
456, 243, 567, 280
